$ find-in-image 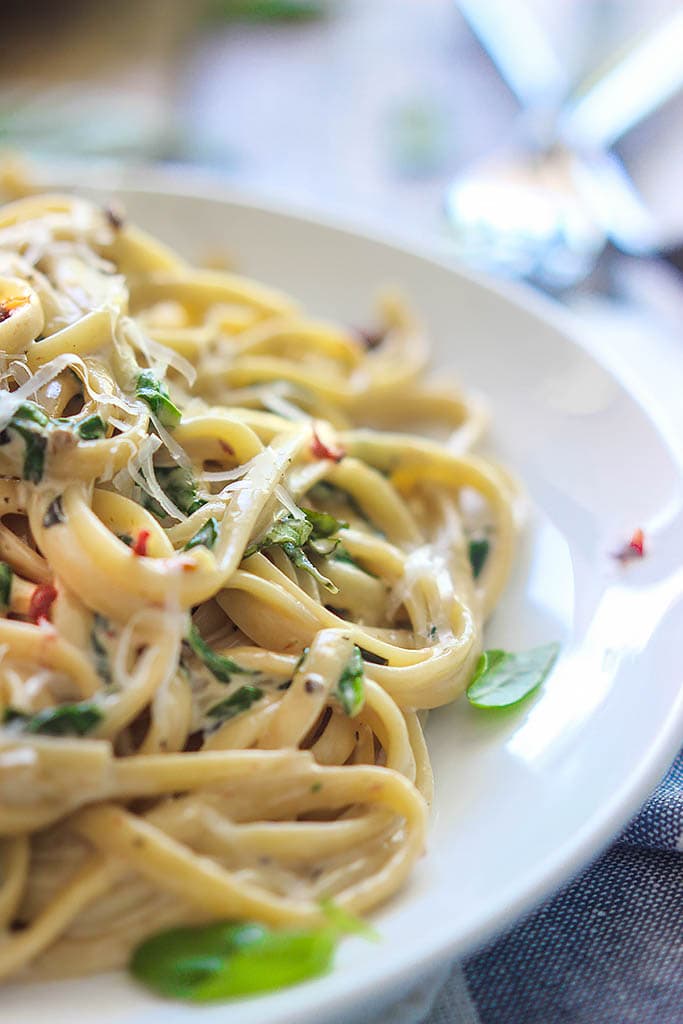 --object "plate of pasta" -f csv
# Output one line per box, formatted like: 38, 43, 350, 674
0, 175, 682, 1024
